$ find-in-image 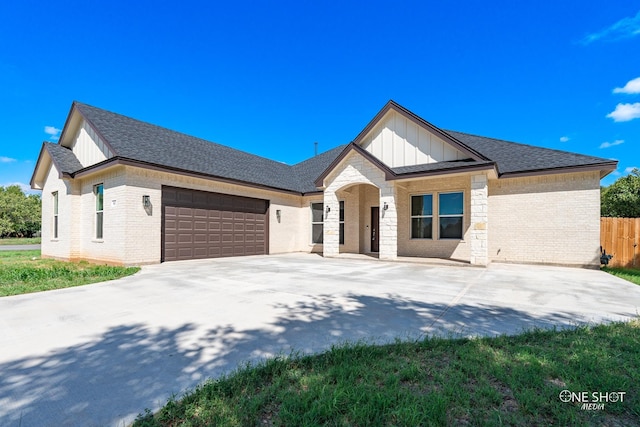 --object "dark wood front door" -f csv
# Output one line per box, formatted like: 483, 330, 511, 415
371, 206, 379, 253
